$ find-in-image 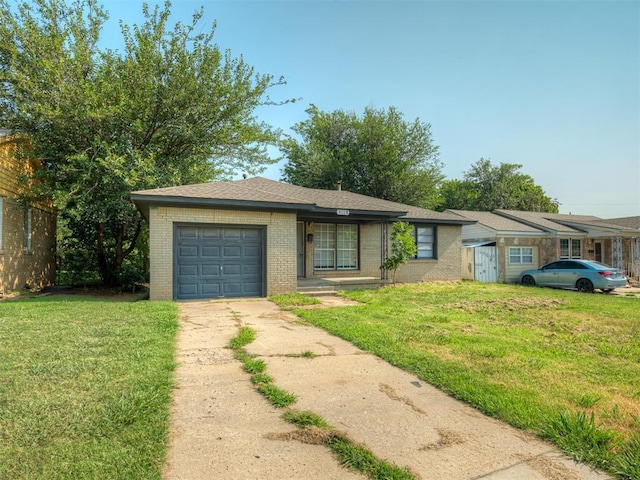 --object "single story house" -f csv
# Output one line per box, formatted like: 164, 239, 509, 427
0, 131, 56, 294
449, 209, 639, 283
447, 210, 549, 283
131, 177, 473, 300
